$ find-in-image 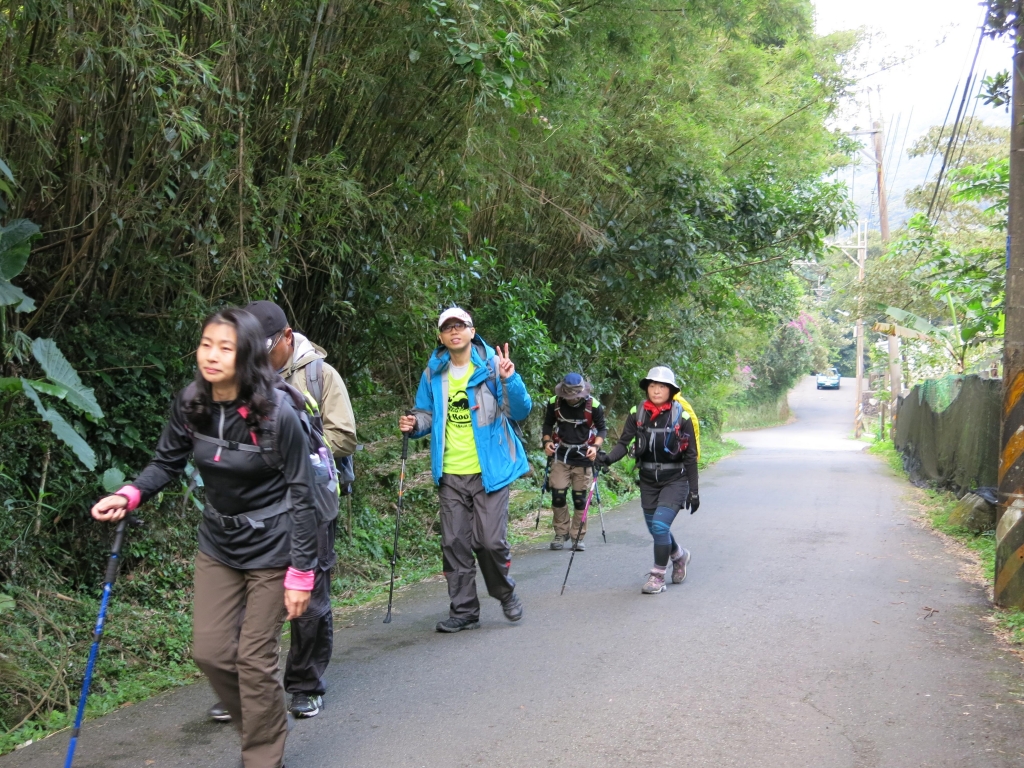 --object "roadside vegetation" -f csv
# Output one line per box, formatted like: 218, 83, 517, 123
867, 438, 1024, 652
